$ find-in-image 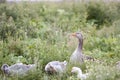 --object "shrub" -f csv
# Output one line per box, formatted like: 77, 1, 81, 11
86, 1, 120, 28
